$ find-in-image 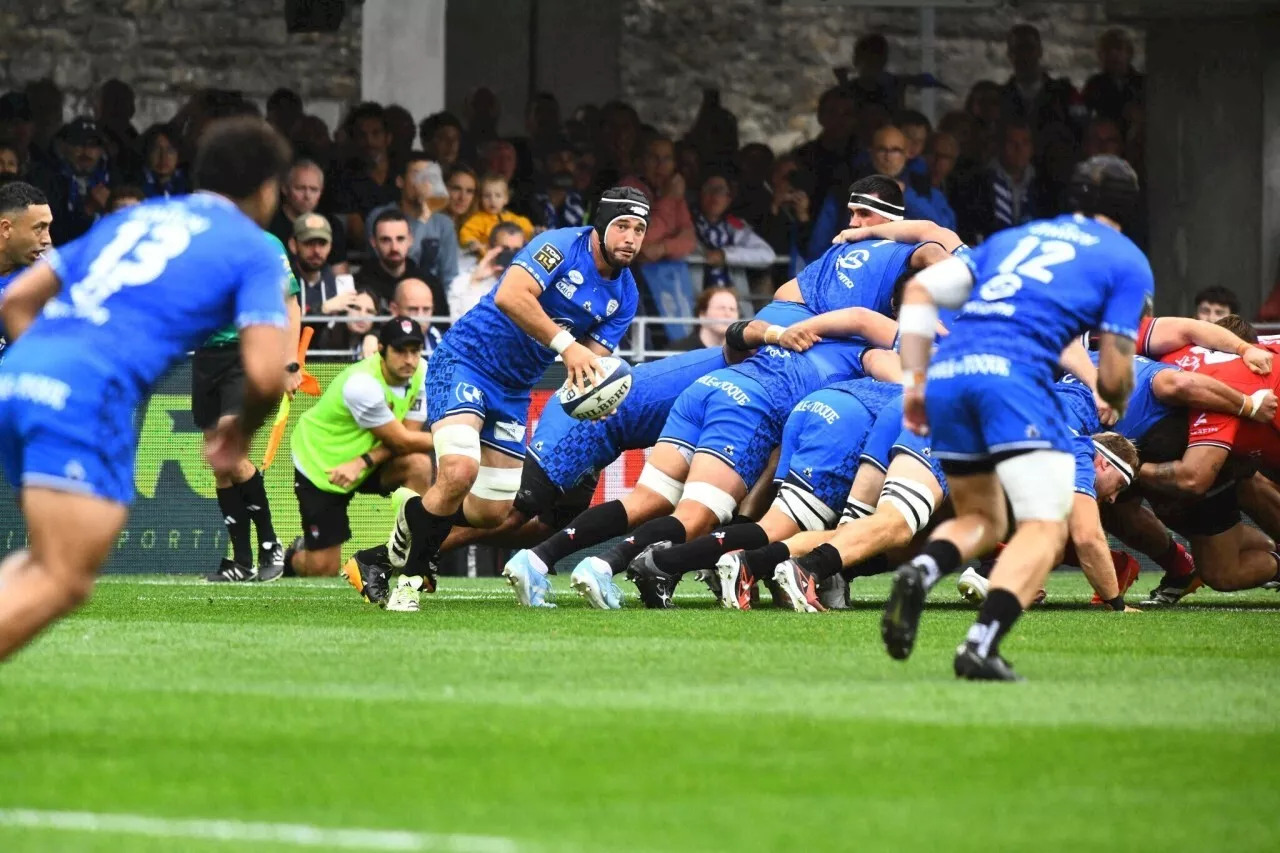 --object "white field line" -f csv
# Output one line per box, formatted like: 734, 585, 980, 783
0, 808, 518, 853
